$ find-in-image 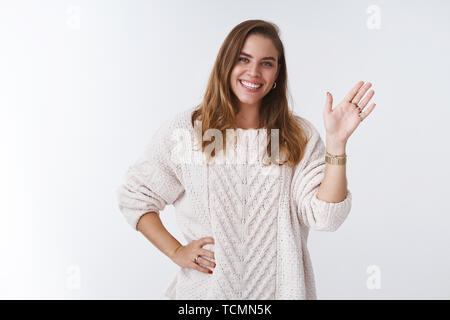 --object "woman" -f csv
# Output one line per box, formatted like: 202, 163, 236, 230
117, 19, 375, 299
